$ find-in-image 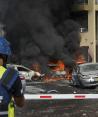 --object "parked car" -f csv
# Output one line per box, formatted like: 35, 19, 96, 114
72, 63, 98, 88
7, 64, 41, 81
